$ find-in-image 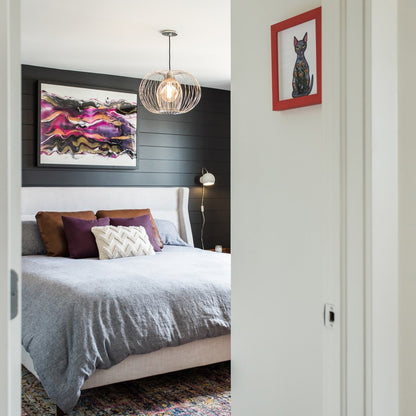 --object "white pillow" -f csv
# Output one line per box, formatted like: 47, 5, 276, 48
91, 225, 155, 260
